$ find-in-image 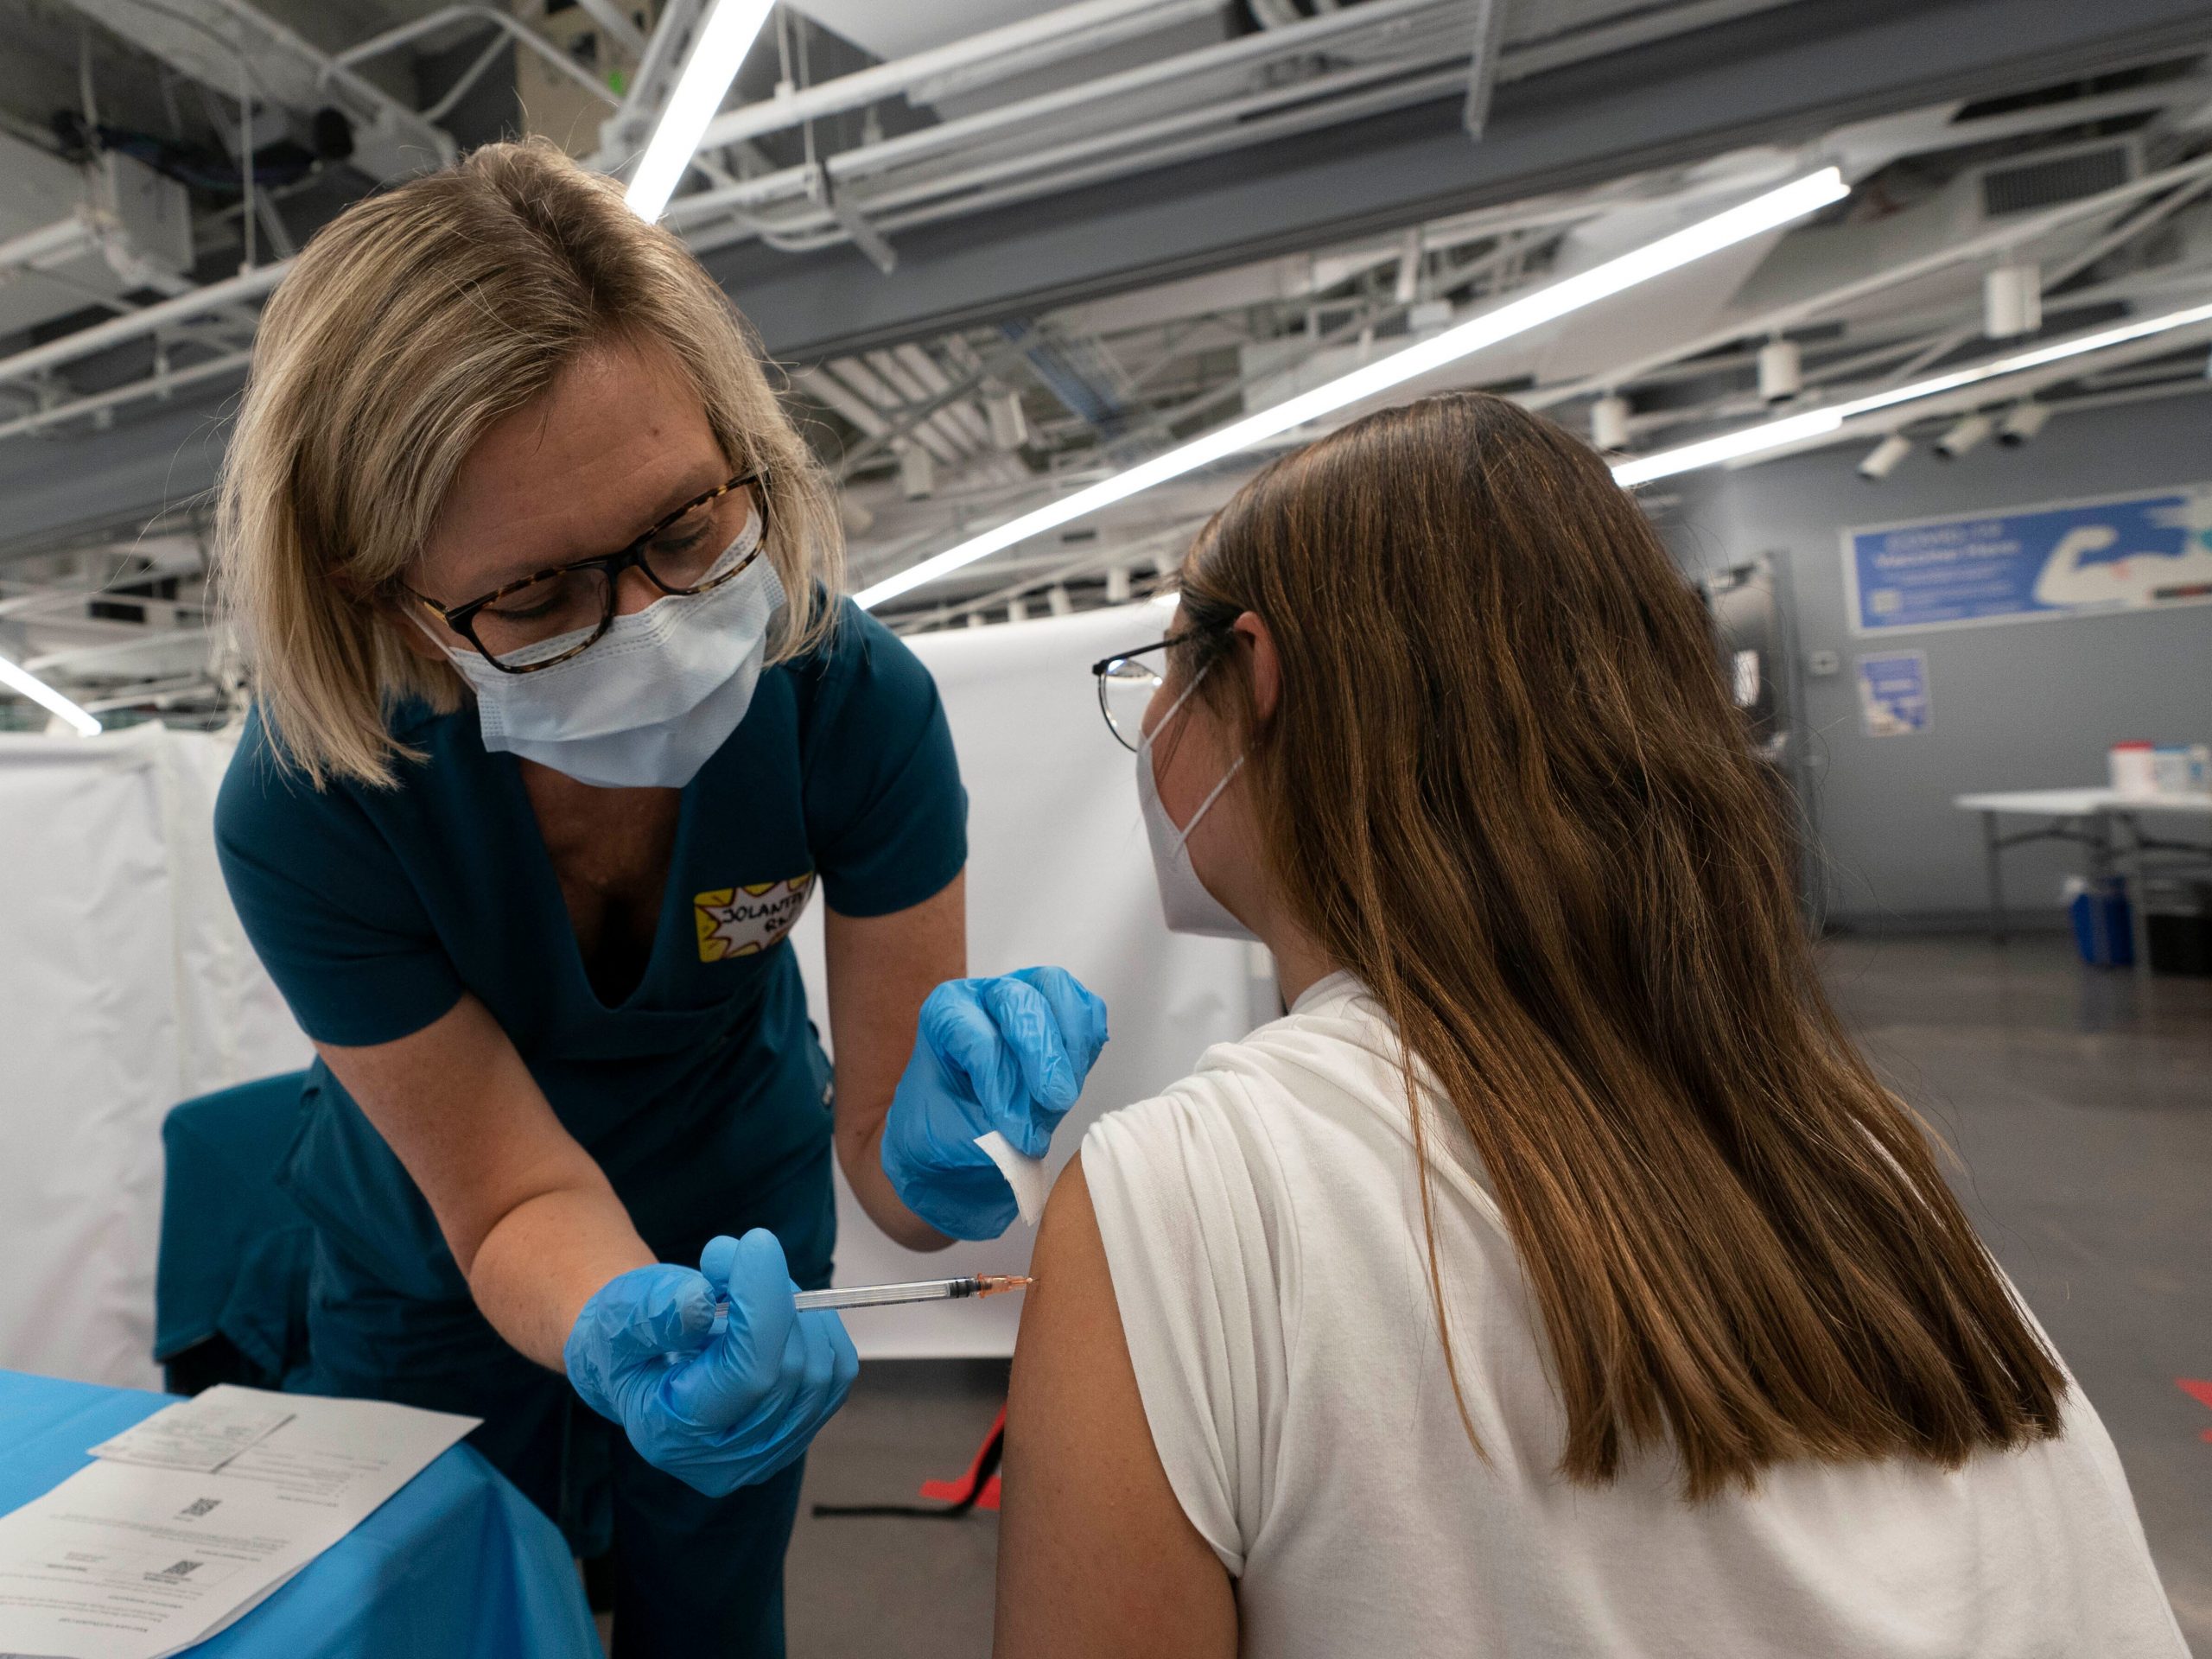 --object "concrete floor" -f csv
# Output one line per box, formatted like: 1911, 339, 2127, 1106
779, 935, 2211, 1656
